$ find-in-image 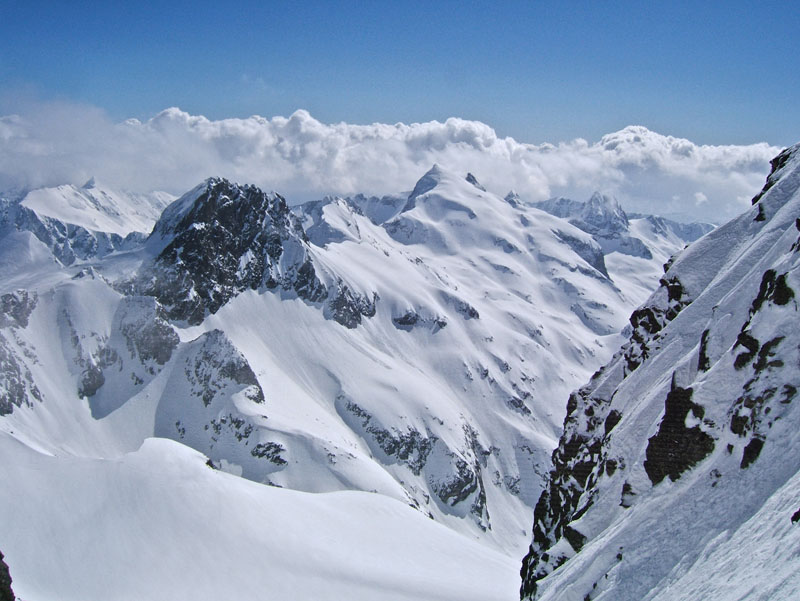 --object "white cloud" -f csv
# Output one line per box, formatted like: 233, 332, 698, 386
0, 102, 782, 223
